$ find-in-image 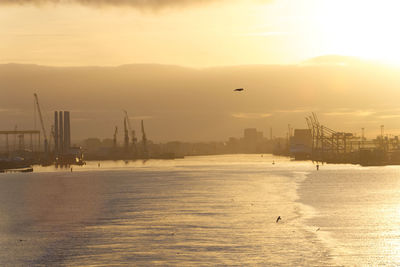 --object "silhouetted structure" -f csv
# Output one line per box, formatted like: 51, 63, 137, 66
34, 93, 48, 153
124, 118, 129, 153
54, 111, 59, 154
305, 113, 400, 166
290, 129, 312, 160
53, 111, 83, 165
141, 120, 148, 158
